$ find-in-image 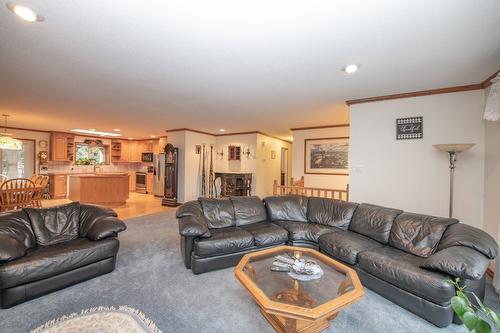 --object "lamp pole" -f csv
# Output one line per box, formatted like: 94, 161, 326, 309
433, 143, 475, 219
447, 151, 457, 218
